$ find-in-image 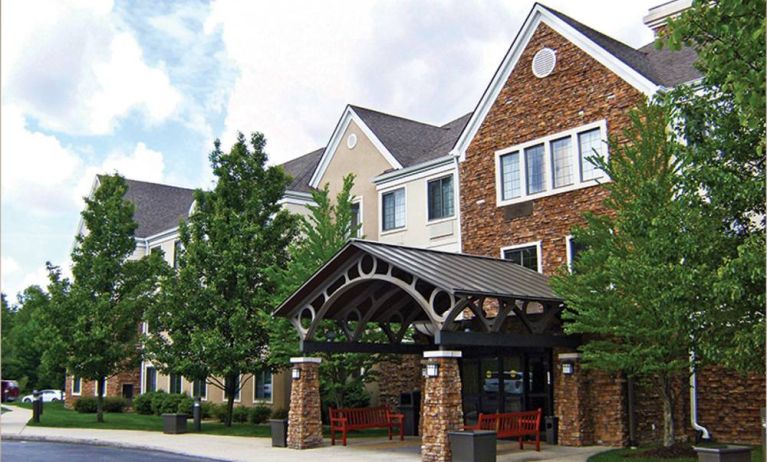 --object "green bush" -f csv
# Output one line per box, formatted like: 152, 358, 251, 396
159, 393, 185, 415
132, 393, 154, 415
74, 396, 98, 413
232, 406, 249, 423
177, 394, 195, 416
103, 396, 128, 413
212, 403, 229, 423
270, 408, 288, 420
150, 390, 167, 415
249, 406, 271, 424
